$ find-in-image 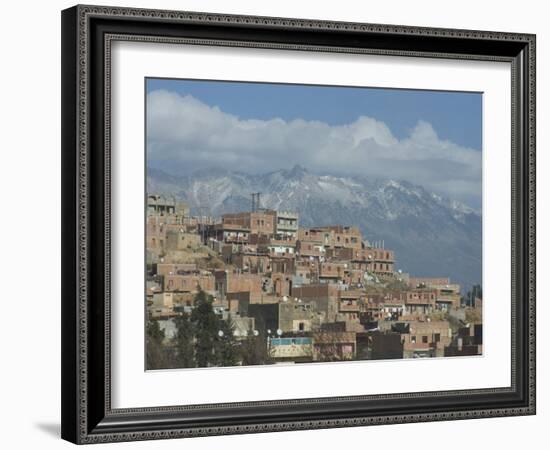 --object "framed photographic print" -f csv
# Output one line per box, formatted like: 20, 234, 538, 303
61, 4, 536, 444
